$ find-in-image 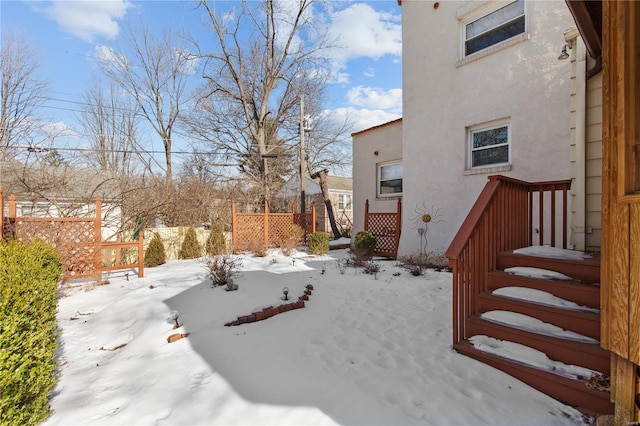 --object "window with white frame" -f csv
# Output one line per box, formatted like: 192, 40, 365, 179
468, 122, 510, 169
464, 0, 525, 57
378, 161, 403, 197
338, 194, 352, 211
